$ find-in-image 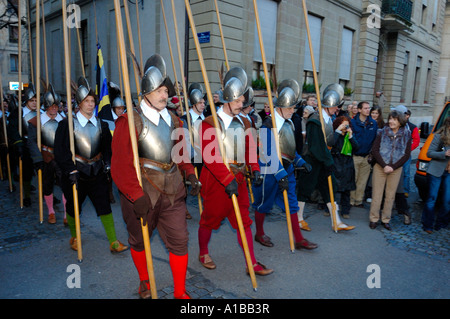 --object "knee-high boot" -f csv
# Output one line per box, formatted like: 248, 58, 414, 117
327, 202, 355, 231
